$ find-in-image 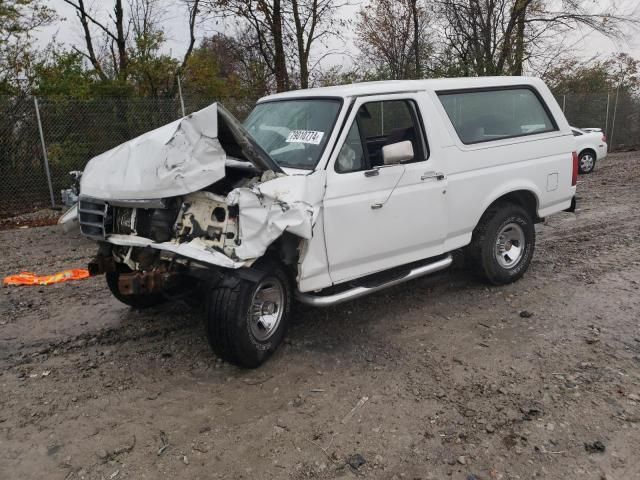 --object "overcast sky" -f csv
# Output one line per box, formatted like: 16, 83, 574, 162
36, 0, 640, 74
